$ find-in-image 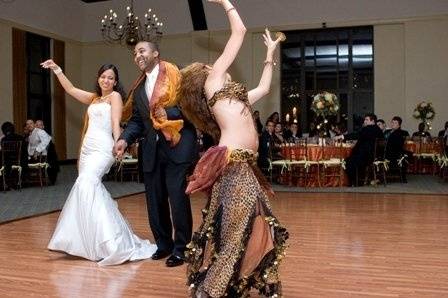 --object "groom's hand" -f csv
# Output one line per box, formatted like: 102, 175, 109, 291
114, 139, 128, 160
